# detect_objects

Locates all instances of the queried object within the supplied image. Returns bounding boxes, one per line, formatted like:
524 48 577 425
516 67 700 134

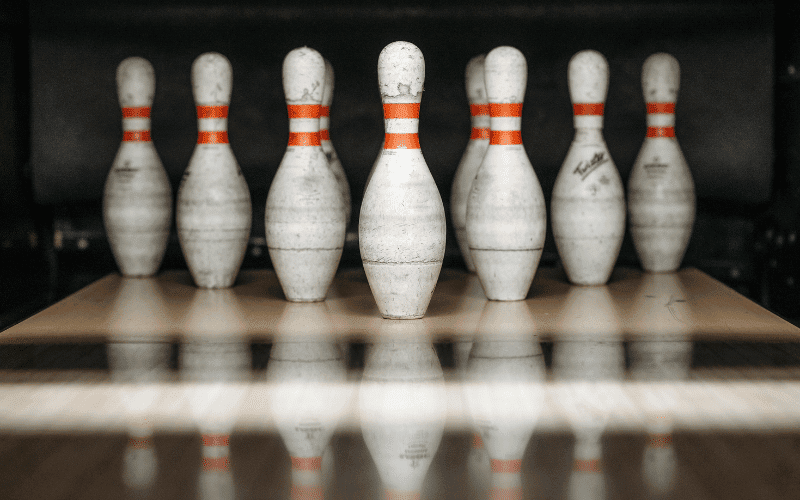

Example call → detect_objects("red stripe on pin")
470 127 490 140
574 459 602 472
472 433 484 449
646 126 675 138
288 132 322 146
198 131 229 144
470 103 489 116
122 106 151 118
383 103 420 119
288 104 321 119
649 434 673 447
123 130 151 142
128 437 151 449
647 102 675 114
384 133 420 149
291 456 323 471
488 487 522 500
573 103 604 115
320 129 330 141
384 490 421 500
489 103 523 117
490 459 522 473
202 456 230 471
291 484 324 500
202 434 229 447
320 105 330 118
490 130 522 145
197 105 229 119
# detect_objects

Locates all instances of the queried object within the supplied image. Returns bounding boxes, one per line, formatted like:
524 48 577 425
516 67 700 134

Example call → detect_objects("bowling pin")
359 322 447 500
177 52 252 289
321 58 352 228
466 46 547 301
628 53 695 272
568 429 607 500
266 47 346 302
103 57 172 277
450 54 490 273
359 41 446 319
122 426 158 497
551 50 625 285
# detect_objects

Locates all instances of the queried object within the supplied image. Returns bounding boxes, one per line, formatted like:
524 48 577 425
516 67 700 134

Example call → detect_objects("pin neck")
382 102 420 149
469 103 490 130
319 105 331 141
121 106 152 138
196 105 229 144
573 128 605 143
201 434 230 472
645 101 676 129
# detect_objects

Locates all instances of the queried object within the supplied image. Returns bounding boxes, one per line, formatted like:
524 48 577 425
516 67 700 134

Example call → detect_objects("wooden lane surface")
2 267 798 343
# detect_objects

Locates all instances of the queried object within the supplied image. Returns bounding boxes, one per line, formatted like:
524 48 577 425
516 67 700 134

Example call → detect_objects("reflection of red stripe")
384 133 420 149
384 490 421 500
128 437 151 449
320 105 330 118
648 433 673 447
202 456 230 471
488 487 522 500
647 102 675 114
573 103 604 115
490 103 522 117
288 104 321 119
383 103 420 119
574 459 602 472
197 105 229 118
289 132 322 146
123 130 151 142
202 434 229 447
490 130 522 145
472 433 484 448
647 126 675 138
490 459 522 473
470 127 490 140
320 129 330 141
198 131 229 144
291 484 324 500
470 104 489 116
122 106 151 118
291 456 322 471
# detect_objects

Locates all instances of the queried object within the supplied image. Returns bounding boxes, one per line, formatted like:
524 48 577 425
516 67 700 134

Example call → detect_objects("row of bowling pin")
103 48 352 299
452 47 696 303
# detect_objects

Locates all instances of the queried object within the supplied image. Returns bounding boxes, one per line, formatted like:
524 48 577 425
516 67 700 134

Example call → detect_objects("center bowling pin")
103 56 172 278
628 53 695 272
466 46 547 300
359 41 446 319
450 54 490 273
551 50 625 286
266 47 347 302
177 52 252 289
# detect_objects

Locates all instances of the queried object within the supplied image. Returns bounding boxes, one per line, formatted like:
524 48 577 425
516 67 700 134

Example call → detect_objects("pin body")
552 50 625 286
177 52 251 289
628 53 695 272
466 46 546 300
451 54 490 273
321 58 352 229
266 47 346 302
103 57 172 277
359 41 446 319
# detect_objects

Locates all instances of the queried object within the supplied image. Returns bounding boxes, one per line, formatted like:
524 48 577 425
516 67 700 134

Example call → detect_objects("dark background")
2 0 798 328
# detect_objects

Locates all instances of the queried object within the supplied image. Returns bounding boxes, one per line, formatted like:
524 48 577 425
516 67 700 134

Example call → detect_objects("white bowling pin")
642 417 677 497
321 58 352 229
551 50 625 285
103 57 172 277
359 324 447 500
177 52 252 289
359 41 446 319
466 46 547 301
122 427 158 495
463 302 545 500
567 429 607 500
450 54 490 273
266 47 346 302
628 53 695 272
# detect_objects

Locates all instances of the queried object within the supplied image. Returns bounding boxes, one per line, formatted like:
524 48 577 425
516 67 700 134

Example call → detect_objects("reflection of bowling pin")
266 47 346 302
467 46 546 301
463 301 545 500
103 57 172 277
266 304 350 500
359 41 446 319
641 416 677 497
628 53 695 273
177 52 252 289
122 427 158 497
321 58 352 229
451 54 489 273
568 429 606 500
360 324 447 500
551 50 625 285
